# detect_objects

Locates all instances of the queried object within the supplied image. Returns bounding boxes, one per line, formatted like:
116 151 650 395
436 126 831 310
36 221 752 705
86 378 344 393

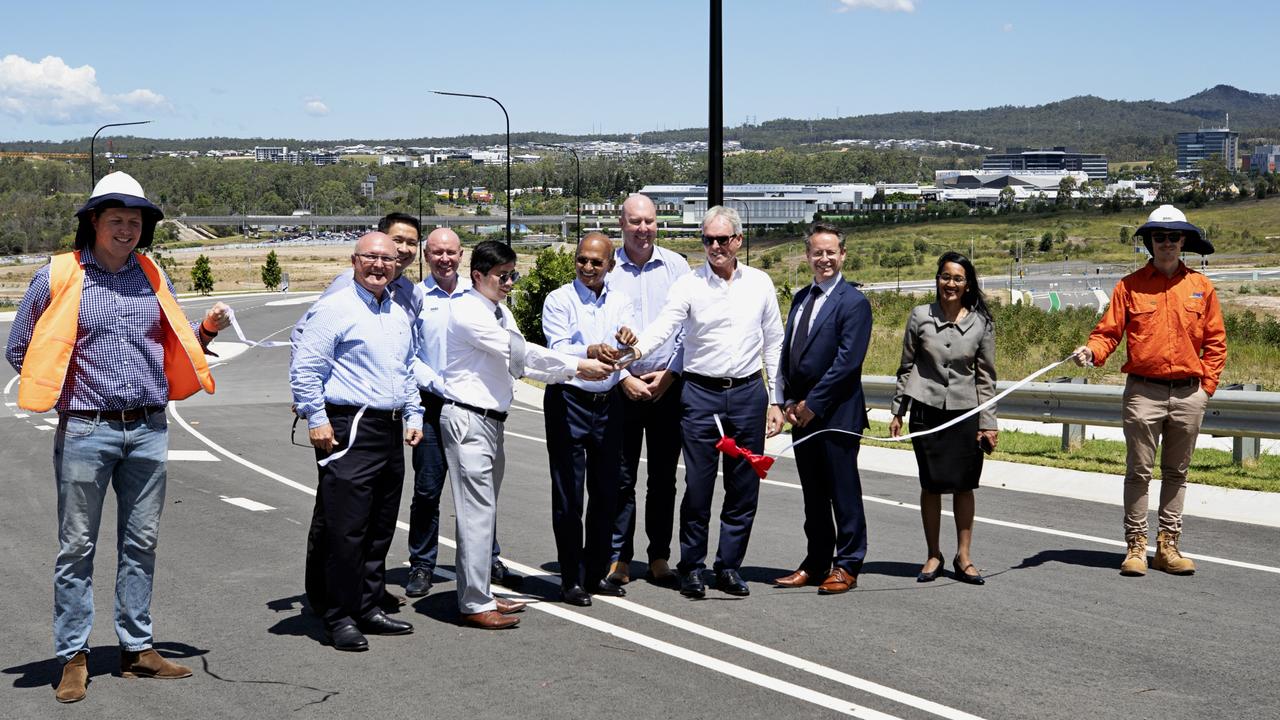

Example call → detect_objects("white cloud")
304 99 330 117
0 54 170 125
1002 22 1014 32
836 0 915 12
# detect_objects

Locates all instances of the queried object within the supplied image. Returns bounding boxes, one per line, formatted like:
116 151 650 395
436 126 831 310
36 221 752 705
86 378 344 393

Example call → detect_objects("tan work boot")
119 648 193 679
607 560 630 585
1120 535 1148 576
1152 530 1196 575
55 652 88 703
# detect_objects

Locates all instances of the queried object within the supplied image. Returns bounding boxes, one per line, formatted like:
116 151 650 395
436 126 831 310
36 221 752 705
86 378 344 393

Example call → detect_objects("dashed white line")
220 496 276 512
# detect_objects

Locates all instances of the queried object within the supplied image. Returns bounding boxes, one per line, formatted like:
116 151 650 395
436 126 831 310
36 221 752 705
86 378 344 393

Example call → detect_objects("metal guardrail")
862 376 1280 441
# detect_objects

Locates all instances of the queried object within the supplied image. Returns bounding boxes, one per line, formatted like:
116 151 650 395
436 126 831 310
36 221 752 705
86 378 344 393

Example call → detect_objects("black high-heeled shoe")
952 557 985 585
917 553 945 582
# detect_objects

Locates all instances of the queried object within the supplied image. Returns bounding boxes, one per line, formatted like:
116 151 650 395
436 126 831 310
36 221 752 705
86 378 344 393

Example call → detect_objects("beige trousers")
1121 375 1209 536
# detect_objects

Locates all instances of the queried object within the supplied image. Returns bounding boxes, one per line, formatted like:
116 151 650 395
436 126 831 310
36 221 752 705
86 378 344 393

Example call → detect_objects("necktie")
790 285 822 373
495 304 526 378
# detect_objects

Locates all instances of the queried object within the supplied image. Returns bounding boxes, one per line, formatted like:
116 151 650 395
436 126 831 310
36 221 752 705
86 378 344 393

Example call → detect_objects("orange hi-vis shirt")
1085 261 1227 395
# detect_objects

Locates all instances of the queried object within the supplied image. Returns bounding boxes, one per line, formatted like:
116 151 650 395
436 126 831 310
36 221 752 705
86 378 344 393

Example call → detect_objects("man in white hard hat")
5 172 231 702
1072 204 1226 577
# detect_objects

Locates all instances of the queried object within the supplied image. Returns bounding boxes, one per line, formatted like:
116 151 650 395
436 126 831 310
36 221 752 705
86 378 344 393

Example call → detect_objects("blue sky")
2 0 1277 142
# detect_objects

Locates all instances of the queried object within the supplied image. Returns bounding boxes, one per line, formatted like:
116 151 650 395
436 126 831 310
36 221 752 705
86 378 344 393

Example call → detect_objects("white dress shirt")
606 245 690 375
441 290 577 413
635 261 784 402
411 275 472 395
541 279 636 392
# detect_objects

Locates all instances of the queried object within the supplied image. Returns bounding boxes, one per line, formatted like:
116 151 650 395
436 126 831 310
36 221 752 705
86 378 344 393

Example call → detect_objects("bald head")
619 193 657 264
574 231 615 294
351 231 397 298
424 227 463 290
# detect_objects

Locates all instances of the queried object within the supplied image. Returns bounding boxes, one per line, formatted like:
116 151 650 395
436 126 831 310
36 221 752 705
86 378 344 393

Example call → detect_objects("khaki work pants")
1121 375 1209 536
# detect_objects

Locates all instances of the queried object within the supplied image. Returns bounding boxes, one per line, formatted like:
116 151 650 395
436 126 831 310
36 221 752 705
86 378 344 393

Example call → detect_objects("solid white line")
220 496 276 512
4 375 18 394
169 449 220 462
168 402 317 497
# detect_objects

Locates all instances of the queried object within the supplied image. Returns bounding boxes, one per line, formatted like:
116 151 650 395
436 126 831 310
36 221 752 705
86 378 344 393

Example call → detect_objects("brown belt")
61 406 165 423
1132 375 1200 389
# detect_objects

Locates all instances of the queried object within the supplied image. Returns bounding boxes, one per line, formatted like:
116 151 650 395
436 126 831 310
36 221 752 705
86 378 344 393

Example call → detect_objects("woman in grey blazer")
889 252 998 585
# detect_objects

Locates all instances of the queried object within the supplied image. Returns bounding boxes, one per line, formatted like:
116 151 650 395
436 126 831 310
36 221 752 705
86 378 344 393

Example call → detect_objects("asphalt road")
1 295 1278 720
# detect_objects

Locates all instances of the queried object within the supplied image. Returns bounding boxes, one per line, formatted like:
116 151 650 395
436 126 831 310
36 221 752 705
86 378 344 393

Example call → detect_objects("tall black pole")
433 91 512 245
708 0 724 209
89 120 151 190
417 178 425 280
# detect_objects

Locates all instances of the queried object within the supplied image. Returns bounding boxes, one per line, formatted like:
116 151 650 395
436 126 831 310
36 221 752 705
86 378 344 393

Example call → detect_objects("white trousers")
440 404 505 614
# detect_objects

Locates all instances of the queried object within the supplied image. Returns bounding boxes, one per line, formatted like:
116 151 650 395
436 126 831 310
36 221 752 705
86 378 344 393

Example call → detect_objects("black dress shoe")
405 567 433 597
679 571 706 599
325 624 369 652
358 611 414 636
591 579 626 597
562 585 592 607
492 561 524 590
714 569 750 597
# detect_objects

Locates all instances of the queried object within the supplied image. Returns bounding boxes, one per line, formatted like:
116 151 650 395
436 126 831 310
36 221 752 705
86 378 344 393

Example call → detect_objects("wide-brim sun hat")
1135 204 1213 255
74 171 164 250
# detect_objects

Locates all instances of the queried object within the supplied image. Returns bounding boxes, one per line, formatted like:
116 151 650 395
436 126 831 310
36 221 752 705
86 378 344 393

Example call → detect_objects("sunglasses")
701 234 736 246
494 270 521 284
1149 231 1183 244
576 256 607 268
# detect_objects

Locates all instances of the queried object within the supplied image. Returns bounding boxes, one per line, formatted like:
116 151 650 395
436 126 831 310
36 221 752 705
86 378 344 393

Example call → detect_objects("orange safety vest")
17 250 216 412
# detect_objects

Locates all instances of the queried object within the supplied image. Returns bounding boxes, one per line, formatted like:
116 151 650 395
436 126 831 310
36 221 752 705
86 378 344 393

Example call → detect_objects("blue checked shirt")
605 244 690 375
290 281 423 431
410 274 471 395
5 248 204 412
542 279 636 392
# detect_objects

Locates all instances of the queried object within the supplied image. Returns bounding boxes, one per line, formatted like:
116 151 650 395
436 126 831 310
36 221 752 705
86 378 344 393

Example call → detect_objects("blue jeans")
52 411 169 661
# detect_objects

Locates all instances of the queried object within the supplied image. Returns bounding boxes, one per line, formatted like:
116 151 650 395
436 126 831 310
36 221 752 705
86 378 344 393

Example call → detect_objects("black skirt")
908 400 983 494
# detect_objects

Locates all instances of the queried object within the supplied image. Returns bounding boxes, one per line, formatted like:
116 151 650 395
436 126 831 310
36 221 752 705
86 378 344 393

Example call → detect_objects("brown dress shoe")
607 560 631 585
119 648 192 679
774 569 824 588
817 568 857 595
462 610 520 629
495 597 526 615
55 652 88 703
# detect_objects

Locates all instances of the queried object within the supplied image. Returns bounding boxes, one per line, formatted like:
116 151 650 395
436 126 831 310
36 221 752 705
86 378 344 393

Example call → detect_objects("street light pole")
529 142 581 242
89 120 152 190
433 91 511 245
726 197 751 265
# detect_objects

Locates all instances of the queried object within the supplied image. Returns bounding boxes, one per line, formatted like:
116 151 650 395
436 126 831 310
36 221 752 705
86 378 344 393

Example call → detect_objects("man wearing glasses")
439 241 612 628
291 232 424 651
541 232 638 606
605 193 690 588
1073 205 1226 577
630 206 786 599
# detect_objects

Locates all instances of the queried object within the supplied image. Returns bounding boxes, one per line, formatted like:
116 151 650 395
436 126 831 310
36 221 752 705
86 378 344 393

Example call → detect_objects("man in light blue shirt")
542 232 638 606
290 232 424 652
603 193 691 586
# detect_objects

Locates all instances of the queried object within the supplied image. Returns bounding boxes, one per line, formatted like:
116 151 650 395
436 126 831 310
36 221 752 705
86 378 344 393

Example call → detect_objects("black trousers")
677 377 766 574
304 407 404 630
793 427 867 575
545 385 624 589
612 377 683 564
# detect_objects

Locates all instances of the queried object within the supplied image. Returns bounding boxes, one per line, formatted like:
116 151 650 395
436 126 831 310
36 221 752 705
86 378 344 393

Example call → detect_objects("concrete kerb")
512 379 1280 529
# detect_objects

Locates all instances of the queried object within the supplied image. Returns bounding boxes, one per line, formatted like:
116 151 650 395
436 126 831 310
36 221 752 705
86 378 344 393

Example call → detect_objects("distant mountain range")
5 85 1277 161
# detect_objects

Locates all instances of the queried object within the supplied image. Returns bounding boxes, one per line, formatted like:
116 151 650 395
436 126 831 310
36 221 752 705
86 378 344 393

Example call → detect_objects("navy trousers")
792 427 867 575
545 385 624 589
611 377 683 565
677 377 767 574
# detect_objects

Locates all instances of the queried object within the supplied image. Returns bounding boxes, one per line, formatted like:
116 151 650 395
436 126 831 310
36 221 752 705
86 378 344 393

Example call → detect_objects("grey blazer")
890 303 997 430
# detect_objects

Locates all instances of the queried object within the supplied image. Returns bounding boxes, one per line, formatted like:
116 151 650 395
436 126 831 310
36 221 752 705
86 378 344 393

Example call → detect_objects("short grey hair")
701 205 742 235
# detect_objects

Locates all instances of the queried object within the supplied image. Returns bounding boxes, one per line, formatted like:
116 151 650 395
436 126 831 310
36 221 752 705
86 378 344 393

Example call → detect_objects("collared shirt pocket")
1126 293 1159 344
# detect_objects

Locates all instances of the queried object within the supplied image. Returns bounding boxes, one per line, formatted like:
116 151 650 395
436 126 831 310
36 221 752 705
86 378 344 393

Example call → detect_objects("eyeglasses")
938 274 967 285
355 253 399 265
701 234 736 246
494 270 521 284
1149 231 1183 244
576 256 606 268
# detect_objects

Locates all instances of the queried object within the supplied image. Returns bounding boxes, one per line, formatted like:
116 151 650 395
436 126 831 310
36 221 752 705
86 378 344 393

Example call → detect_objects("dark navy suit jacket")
779 276 873 432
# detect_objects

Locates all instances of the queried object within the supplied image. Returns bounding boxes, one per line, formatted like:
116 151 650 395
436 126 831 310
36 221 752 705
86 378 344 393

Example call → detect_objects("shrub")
511 246 575 346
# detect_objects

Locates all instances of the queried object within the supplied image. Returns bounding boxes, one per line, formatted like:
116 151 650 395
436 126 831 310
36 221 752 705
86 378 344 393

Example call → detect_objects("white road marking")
14 413 28 418
43 418 58 425
4 402 14 406
35 425 52 431
168 449 220 462
4 376 19 394
263 294 321 306
220 496 275 512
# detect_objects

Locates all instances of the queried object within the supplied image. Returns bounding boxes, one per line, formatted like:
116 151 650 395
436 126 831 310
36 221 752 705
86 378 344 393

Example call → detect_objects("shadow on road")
1013 548 1121 570
3 641 207 692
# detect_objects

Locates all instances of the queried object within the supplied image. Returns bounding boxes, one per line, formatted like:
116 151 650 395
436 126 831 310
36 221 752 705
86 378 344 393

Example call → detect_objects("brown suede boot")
1120 535 1148 576
55 652 88 703
119 648 193 679
1152 530 1196 575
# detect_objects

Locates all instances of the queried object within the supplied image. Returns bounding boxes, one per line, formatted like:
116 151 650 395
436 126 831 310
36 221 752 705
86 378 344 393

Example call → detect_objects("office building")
1176 129 1239 173
1250 144 1280 174
982 147 1108 181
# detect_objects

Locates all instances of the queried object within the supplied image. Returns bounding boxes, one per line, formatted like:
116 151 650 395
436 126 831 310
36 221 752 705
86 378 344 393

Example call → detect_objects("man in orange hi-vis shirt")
1072 205 1226 578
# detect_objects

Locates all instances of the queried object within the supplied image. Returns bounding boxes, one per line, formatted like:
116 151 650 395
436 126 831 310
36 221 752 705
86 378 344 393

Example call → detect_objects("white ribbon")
225 308 291 347
717 355 1073 460
317 405 368 467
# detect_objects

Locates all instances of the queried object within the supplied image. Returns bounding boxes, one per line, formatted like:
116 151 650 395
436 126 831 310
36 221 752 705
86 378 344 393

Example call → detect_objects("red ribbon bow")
715 436 775 479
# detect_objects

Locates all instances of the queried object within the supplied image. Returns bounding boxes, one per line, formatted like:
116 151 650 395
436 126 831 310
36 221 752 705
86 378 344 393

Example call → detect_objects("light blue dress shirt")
291 269 422 347
290 281 423 430
605 245 690 376
411 274 472 394
542 279 636 392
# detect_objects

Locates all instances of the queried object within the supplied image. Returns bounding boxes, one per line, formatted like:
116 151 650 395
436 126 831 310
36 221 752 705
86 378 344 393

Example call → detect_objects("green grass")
857 420 1280 493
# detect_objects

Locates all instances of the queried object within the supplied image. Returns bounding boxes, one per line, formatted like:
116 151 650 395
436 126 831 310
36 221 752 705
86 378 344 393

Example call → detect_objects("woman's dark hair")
935 251 992 323
471 239 517 276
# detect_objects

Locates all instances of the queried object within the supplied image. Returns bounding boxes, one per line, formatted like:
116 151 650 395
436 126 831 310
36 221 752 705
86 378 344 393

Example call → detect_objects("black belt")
562 385 616 404
419 389 445 408
442 399 508 423
1132 375 1200 389
61 406 164 423
683 372 761 391
325 403 403 421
